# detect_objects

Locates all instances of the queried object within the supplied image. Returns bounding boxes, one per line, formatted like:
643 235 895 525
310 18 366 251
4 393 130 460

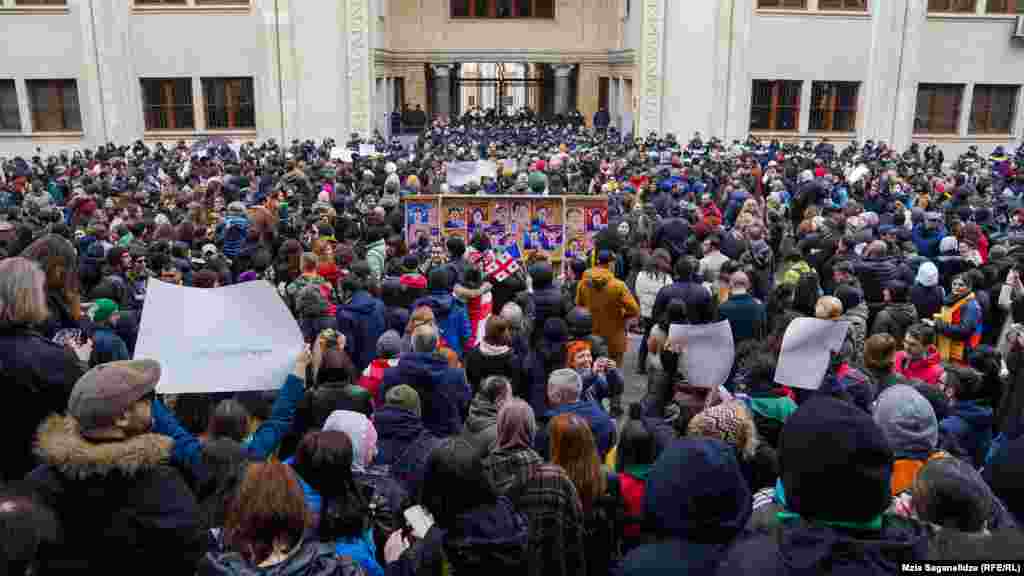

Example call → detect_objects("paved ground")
620 334 650 408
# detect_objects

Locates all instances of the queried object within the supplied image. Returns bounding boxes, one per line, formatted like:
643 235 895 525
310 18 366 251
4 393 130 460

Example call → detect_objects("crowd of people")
2 112 1024 575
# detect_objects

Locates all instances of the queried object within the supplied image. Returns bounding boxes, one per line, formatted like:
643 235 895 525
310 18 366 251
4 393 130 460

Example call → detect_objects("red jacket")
357 358 399 402
893 347 945 387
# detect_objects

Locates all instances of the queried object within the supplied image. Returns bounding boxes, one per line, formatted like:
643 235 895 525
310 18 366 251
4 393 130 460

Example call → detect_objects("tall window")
818 0 867 10
986 0 1022 12
927 0 977 12
451 0 554 18
598 77 610 112
750 80 802 131
810 82 859 132
202 77 255 129
0 81 20 131
970 85 1018 134
914 84 963 134
27 79 81 132
141 78 194 131
756 0 807 8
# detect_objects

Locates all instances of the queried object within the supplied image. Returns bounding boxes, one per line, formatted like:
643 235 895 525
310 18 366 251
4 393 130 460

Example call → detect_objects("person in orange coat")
576 250 641 368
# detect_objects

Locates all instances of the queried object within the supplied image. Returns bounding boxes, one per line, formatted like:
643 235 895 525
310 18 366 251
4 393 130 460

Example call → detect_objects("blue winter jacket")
217 214 249 259
337 290 387 374
379 352 471 437
535 399 616 459
412 293 472 359
151 373 305 473
912 223 947 259
92 326 130 366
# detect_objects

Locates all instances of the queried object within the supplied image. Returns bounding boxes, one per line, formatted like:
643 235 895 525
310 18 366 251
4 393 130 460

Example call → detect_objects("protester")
482 398 543 495
620 438 751 576
464 315 527 397
4 128 1024 573
722 396 928 574
893 323 945 387
463 374 512 456
385 438 528 575
717 271 767 344
198 461 365 575
379 323 470 437
30 360 206 574
535 368 615 459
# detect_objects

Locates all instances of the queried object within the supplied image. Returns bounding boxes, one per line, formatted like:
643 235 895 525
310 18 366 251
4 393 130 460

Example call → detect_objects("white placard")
330 147 353 162
135 279 304 394
775 318 850 390
359 144 377 157
668 321 735 388
446 160 498 188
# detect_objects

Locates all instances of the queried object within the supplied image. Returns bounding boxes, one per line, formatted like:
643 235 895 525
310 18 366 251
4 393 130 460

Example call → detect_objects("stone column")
553 64 574 115
347 0 373 137
637 0 665 135
433 64 452 119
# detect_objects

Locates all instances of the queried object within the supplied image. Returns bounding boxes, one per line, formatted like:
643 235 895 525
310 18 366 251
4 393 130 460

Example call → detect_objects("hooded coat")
911 262 945 320
871 303 919 345
372 405 440 497
28 415 205 575
337 291 387 374
379 352 470 437
575 266 640 362
619 439 752 576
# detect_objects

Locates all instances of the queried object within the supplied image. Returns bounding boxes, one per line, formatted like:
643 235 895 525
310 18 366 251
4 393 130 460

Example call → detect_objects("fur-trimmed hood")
34 414 172 480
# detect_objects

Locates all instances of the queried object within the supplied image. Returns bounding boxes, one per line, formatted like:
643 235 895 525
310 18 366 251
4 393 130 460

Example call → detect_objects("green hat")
385 384 421 417
528 171 547 193
91 298 119 324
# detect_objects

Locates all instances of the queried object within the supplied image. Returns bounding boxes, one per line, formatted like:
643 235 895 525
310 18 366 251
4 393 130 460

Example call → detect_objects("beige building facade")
2 0 1023 156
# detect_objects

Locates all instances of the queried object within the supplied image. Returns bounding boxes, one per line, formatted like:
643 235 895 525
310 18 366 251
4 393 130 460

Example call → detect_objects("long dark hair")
420 438 496 528
293 431 368 540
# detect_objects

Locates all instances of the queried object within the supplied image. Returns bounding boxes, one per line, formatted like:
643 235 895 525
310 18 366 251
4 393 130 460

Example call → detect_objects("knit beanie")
687 401 758 460
779 395 892 522
873 384 938 460
376 330 402 359
385 384 421 417
90 298 118 324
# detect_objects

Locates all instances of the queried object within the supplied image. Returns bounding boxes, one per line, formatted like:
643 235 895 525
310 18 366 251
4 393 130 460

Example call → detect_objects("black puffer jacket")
0 326 84 483
854 256 909 304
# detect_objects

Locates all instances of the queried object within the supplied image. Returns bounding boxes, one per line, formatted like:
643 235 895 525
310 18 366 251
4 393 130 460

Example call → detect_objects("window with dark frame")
914 84 964 134
750 80 802 132
141 78 194 131
927 0 977 12
27 79 81 132
598 77 610 112
970 85 1018 134
818 0 867 10
202 77 255 130
986 0 1022 13
0 80 20 131
13 0 68 5
756 0 807 9
451 0 554 18
810 82 859 132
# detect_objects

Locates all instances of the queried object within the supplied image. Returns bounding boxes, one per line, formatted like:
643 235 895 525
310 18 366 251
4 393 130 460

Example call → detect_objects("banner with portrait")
405 200 440 252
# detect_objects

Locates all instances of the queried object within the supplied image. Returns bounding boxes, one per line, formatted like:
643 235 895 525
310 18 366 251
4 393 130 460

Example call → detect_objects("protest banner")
134 279 304 394
358 144 377 157
668 320 734 388
446 161 498 188
775 318 850 390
